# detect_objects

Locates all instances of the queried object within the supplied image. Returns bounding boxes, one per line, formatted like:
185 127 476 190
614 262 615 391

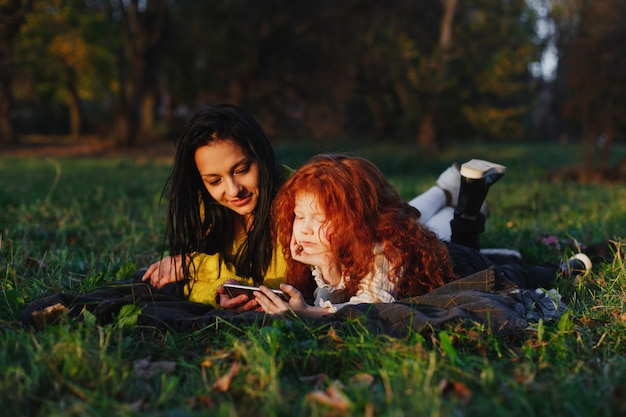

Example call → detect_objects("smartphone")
222 283 289 301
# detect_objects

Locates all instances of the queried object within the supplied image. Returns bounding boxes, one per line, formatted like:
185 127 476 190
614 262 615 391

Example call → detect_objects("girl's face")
195 140 260 222
292 192 332 255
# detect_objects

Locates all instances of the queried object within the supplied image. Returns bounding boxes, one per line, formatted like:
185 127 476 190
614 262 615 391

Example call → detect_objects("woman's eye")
207 178 222 186
235 165 250 175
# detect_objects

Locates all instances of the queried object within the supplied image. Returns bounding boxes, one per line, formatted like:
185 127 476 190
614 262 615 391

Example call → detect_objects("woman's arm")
143 252 261 309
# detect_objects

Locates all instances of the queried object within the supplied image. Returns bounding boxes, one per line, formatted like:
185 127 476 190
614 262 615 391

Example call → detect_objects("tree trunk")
65 66 82 140
417 0 457 155
139 91 155 139
0 0 33 146
598 97 613 172
579 103 595 179
417 110 437 154
115 0 167 147
0 74 14 146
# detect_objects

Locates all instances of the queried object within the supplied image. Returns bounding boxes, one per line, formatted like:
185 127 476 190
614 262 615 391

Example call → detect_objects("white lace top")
312 246 398 313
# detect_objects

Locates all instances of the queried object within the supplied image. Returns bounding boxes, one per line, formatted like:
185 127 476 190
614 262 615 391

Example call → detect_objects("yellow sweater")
184 165 293 307
184 224 287 307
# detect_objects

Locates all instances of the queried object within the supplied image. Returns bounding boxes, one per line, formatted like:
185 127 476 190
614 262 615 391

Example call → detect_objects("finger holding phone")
218 279 261 312
254 284 328 317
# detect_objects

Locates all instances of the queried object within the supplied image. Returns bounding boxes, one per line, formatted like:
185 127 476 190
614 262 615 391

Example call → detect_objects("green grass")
1 141 625 416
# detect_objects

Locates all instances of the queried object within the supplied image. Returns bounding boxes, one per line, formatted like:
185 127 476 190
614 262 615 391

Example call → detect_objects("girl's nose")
300 219 314 235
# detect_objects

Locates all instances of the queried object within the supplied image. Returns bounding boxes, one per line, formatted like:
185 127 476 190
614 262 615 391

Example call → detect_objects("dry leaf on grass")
212 362 241 392
438 378 472 403
325 326 343 343
31 303 69 328
305 381 352 413
348 373 374 388
200 350 232 368
186 395 214 409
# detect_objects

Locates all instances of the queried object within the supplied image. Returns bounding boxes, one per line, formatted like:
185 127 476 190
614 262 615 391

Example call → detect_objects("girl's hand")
254 284 310 316
290 235 342 285
142 255 184 288
290 235 335 268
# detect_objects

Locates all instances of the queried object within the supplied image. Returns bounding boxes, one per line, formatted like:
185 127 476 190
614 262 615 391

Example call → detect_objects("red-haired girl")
254 154 459 317
254 154 597 317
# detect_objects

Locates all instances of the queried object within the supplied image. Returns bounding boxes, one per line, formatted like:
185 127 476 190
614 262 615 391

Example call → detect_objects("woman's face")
195 140 260 221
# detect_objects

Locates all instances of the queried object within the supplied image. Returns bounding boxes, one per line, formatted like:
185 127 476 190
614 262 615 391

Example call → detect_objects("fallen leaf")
31 303 69 328
348 373 374 388
201 350 232 368
325 327 343 343
212 362 241 392
305 381 351 413
438 378 472 403
186 395 214 409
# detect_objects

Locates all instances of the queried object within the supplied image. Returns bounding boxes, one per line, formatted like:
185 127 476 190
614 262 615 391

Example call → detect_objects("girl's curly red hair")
271 154 457 301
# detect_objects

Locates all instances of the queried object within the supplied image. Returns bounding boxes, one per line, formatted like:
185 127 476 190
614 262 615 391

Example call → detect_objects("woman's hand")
142 255 184 288
217 279 261 312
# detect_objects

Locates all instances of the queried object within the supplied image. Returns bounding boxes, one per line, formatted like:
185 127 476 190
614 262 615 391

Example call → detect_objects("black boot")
450 213 486 250
455 159 507 219
451 159 507 250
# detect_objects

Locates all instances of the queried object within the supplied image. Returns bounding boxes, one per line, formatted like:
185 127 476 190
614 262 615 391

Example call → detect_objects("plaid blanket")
19 267 565 337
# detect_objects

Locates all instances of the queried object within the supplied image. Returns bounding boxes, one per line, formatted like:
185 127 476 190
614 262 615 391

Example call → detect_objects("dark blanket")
18 267 566 337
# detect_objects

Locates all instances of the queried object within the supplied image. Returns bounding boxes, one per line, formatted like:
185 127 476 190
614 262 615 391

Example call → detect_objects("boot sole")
460 159 507 179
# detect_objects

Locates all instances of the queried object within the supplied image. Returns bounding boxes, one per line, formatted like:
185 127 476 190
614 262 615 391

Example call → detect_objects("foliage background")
1 0 625 178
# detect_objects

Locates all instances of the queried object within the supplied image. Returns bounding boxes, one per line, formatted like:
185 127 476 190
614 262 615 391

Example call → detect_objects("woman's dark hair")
166 104 285 283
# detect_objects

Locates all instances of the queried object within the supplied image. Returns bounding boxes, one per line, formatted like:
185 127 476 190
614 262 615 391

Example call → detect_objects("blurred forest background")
1 0 625 177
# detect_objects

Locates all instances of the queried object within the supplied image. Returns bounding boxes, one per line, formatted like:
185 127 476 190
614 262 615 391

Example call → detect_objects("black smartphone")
222 283 289 301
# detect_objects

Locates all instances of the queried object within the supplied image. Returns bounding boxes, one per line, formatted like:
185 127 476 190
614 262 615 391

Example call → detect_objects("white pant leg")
408 186 447 224
425 206 454 241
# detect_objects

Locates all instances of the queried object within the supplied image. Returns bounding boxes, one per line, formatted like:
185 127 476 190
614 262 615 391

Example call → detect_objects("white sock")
408 186 447 224
425 206 454 241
